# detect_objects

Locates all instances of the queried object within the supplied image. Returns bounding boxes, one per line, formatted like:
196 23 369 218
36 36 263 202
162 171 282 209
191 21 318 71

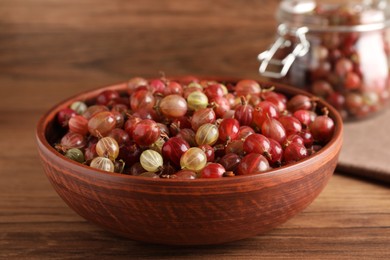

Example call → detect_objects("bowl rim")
36 77 343 183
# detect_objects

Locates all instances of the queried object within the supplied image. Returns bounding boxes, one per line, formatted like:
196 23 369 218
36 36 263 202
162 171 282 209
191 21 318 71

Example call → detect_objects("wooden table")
1 0 389 258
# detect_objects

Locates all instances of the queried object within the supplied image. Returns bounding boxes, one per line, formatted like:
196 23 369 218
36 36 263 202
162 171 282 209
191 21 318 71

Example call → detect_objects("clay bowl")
36 78 343 246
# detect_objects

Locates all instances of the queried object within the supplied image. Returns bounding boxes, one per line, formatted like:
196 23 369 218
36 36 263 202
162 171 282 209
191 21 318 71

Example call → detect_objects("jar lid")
277 0 390 32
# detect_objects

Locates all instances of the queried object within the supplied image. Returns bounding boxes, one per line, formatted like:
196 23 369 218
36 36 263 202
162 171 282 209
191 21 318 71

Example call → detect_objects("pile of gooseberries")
54 76 335 179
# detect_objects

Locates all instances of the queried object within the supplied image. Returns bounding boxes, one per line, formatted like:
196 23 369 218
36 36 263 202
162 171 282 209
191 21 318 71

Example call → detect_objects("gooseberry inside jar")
259 0 390 120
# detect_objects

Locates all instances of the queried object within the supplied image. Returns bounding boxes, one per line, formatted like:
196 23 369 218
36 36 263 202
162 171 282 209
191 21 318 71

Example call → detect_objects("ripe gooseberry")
59 132 86 151
287 95 312 112
85 143 97 161
96 136 120 161
191 108 216 131
156 123 170 137
159 94 188 118
219 153 241 172
170 117 192 135
268 138 283 166
310 113 335 143
149 79 166 94
261 117 287 144
176 128 197 147
125 162 144 176
132 107 159 121
253 101 279 128
187 91 208 111
124 116 142 138
237 153 270 175
243 134 271 156
68 115 89 135
107 128 130 146
82 105 109 120
118 142 142 165
161 137 190 166
130 89 155 112
88 111 116 137
238 126 255 140
174 170 197 180
195 123 219 146
149 137 165 154
218 118 240 142
90 157 115 172
180 147 207 171
199 144 215 162
311 80 333 97
225 140 245 156
57 108 76 127
127 77 148 94
211 96 230 118
293 109 316 126
263 93 287 113
299 129 314 148
140 149 163 173
163 81 183 96
96 90 120 106
283 142 308 164
65 148 85 163
335 57 353 77
204 84 225 99
200 163 225 178
235 79 261 97
112 111 125 128
111 103 128 114
283 134 304 147
234 97 254 126
132 119 161 146
326 92 345 111
70 101 87 115
278 115 302 136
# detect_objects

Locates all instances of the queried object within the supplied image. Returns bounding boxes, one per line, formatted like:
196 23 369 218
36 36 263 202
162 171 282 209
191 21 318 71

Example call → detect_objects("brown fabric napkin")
337 107 390 183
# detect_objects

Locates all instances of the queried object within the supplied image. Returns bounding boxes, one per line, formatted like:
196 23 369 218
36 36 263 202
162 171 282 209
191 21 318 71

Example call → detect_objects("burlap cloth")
337 107 390 183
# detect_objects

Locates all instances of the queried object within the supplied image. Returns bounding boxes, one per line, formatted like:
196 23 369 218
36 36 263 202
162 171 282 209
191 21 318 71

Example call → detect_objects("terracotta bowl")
36 78 343 246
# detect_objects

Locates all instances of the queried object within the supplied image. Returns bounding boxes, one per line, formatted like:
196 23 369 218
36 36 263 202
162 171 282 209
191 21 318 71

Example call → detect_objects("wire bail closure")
258 24 310 79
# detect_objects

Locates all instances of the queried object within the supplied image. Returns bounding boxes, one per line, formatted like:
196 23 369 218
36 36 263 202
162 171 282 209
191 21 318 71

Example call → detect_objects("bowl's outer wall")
36 80 343 245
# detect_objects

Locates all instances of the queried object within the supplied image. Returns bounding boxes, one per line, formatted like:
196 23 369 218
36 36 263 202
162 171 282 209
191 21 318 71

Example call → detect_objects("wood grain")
1 0 390 258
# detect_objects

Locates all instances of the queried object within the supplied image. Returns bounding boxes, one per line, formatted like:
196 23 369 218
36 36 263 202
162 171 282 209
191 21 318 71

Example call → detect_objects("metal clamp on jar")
259 0 390 120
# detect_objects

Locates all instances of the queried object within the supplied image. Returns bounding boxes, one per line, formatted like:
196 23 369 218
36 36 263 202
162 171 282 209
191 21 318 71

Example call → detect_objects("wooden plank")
0 174 389 259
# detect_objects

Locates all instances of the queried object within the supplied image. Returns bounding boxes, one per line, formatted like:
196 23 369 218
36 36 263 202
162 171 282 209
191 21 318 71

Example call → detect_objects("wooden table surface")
1 0 389 259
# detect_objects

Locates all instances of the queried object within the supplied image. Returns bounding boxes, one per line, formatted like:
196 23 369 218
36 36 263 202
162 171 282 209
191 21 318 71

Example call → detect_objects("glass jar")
258 0 390 120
